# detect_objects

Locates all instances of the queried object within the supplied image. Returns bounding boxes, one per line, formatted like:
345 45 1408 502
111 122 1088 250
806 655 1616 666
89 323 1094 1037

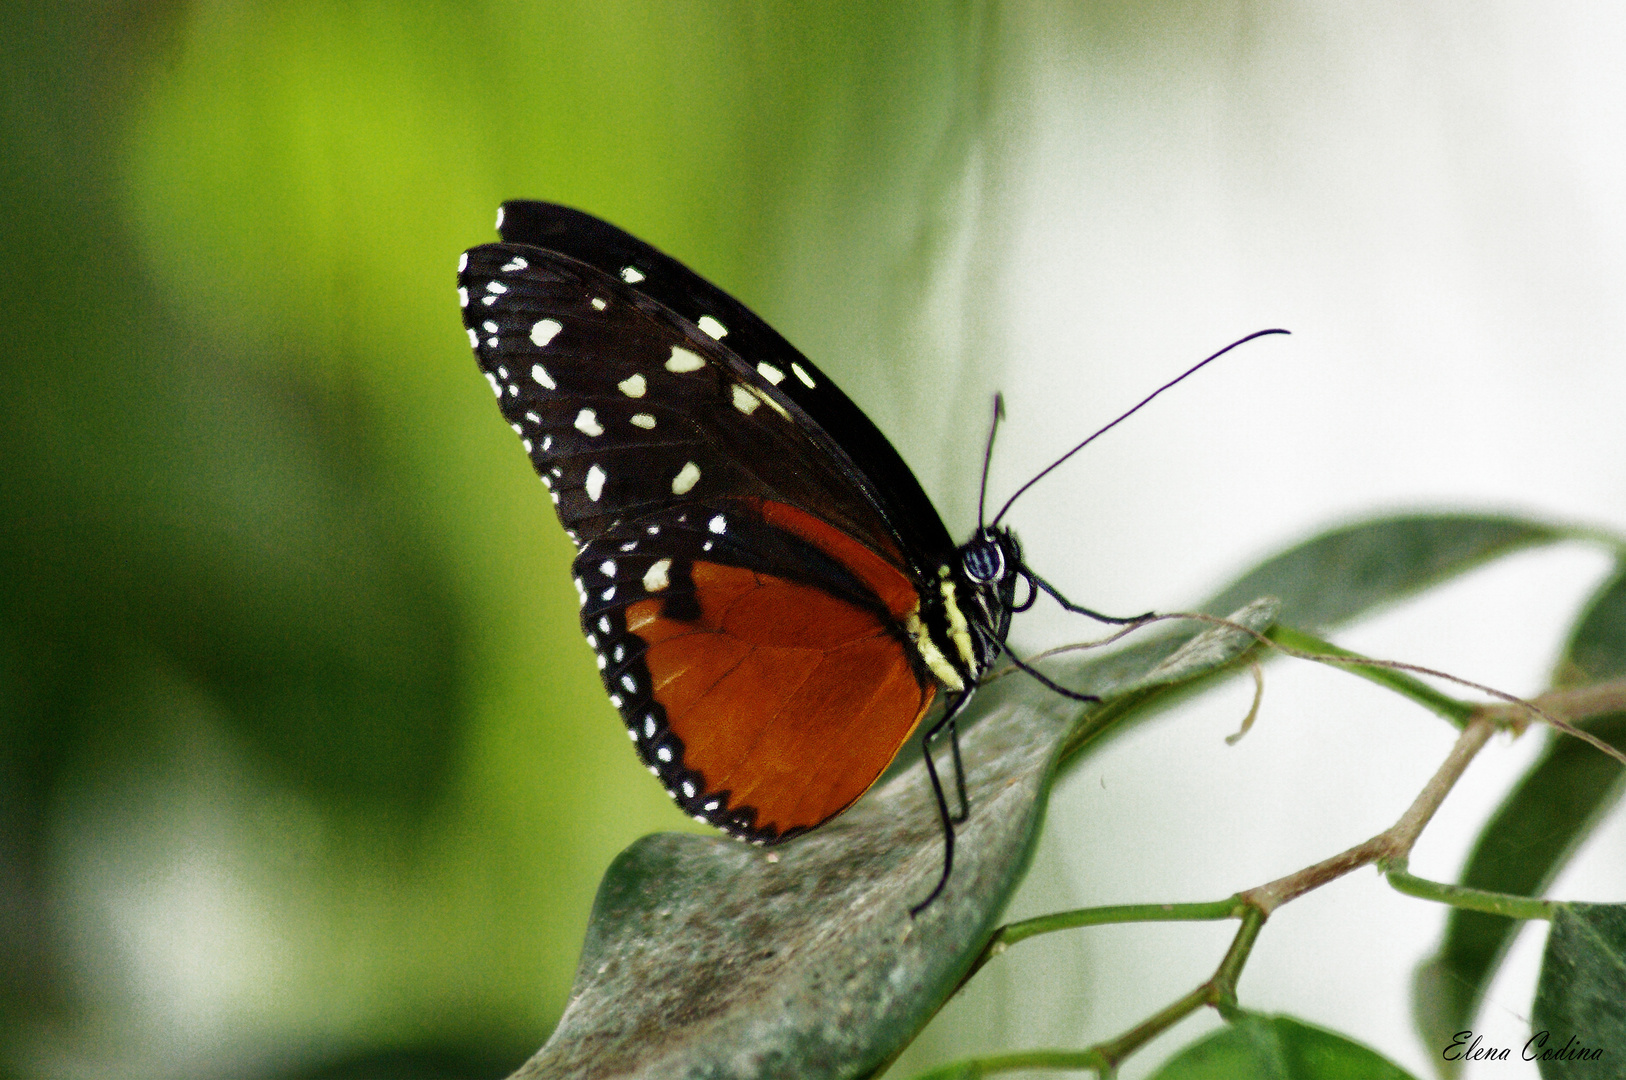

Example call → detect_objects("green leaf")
1413 566 1626 1067
515 601 1277 1079
1555 566 1626 687
1148 1013 1421 1080
1530 904 1626 1079
1201 514 1563 631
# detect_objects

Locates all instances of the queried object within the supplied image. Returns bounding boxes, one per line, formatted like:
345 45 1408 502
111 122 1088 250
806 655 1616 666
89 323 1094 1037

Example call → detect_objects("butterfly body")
458 202 1021 848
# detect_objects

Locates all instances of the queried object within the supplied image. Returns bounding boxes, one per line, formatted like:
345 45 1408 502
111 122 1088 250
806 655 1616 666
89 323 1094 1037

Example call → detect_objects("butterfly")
457 201 1279 911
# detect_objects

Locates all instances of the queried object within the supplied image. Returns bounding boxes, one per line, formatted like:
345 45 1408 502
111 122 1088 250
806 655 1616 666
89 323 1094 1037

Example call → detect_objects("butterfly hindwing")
575 500 936 841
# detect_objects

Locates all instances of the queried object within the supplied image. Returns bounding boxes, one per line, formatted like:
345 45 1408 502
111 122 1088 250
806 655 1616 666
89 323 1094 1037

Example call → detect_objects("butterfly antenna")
990 329 1289 526
976 393 1005 529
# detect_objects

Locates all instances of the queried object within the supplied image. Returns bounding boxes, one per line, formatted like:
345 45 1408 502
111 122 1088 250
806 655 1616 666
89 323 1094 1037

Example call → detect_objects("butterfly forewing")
461 244 909 560
458 238 943 842
493 200 956 572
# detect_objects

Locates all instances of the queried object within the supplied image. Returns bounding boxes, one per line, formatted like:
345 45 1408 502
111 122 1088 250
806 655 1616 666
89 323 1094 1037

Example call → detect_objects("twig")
922 624 1626 1078
1240 714 1495 914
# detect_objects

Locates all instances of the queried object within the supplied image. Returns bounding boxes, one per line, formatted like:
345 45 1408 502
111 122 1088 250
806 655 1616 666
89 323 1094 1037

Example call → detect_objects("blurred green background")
2 2 1001 1076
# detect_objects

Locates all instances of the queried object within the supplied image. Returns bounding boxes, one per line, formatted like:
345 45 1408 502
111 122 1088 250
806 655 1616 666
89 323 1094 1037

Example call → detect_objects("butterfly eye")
961 538 1005 584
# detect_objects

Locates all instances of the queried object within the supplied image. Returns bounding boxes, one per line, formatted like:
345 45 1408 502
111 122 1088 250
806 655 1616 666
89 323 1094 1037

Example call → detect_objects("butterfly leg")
911 689 974 917
1024 567 1153 625
998 639 1102 704
947 714 970 825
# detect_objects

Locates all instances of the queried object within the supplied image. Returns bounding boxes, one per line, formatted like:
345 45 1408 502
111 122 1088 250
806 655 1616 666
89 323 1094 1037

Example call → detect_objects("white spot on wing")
792 362 816 388
599 559 617 578
757 362 785 385
501 255 528 272
643 558 672 592
630 413 656 429
458 287 469 309
458 252 468 273
671 461 700 495
697 315 727 339
531 363 555 389
585 465 607 501
531 319 562 347
665 346 705 373
466 328 478 348
591 297 607 311
656 745 672 762
708 514 727 534
484 372 501 397
494 206 505 230
486 281 508 295
621 266 646 283
575 409 604 437
731 384 760 415
618 374 647 398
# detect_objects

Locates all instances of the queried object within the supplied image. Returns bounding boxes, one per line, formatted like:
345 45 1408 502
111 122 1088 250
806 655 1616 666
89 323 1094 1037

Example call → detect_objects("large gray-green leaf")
1530 904 1626 1079
512 600 1277 1079
1414 565 1626 1068
1201 514 1562 631
1147 1013 1420 1080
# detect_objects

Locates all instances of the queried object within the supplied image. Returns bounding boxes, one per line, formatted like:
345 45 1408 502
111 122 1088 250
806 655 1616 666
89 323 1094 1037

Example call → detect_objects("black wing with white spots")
491 200 957 571
458 242 915 563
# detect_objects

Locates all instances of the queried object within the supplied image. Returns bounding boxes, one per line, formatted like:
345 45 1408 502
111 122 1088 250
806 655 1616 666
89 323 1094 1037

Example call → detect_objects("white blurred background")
862 4 1626 1077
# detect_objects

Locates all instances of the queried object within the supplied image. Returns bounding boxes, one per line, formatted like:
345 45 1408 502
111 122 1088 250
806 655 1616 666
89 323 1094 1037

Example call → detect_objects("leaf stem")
964 898 1244 983
1384 864 1560 920
1265 625 1477 726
